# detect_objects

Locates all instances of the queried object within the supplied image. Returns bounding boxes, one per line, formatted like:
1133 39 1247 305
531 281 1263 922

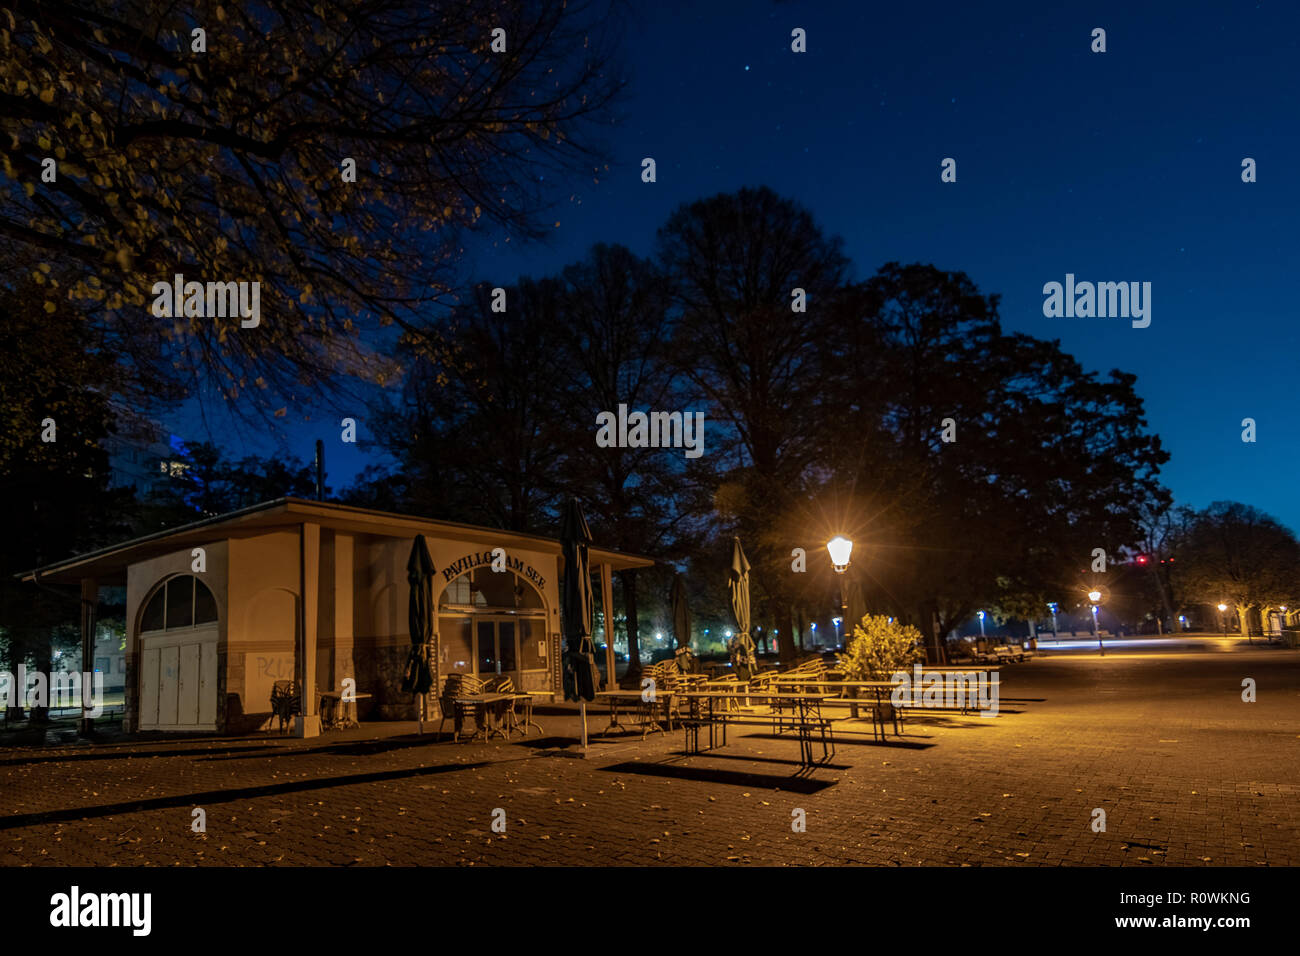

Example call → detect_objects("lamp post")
977 610 986 638
827 536 853 647
1048 602 1059 642
1089 590 1103 656
1217 603 1228 637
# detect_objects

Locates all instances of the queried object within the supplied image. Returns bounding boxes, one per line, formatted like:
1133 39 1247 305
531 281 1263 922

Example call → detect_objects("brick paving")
2 642 1298 866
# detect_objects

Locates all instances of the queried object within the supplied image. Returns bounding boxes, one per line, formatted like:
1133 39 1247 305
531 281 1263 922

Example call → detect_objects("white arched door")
138 575 219 731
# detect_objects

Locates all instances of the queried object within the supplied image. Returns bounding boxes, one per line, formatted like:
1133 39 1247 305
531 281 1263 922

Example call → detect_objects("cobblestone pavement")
2 644 1297 866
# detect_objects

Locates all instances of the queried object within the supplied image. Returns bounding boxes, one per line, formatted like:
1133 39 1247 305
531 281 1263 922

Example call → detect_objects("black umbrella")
402 534 436 733
671 572 695 673
561 498 600 703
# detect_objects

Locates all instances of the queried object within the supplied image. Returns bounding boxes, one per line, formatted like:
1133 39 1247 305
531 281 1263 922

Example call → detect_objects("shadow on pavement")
197 735 456 761
0 760 490 832
0 743 275 768
599 760 838 794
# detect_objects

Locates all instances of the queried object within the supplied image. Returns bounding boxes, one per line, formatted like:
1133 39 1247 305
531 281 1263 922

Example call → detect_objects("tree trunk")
1236 603 1251 641
620 569 641 677
1232 606 1253 642
1148 566 1177 634
773 599 796 664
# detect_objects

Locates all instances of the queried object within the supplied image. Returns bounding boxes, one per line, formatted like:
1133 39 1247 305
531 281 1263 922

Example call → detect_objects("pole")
314 439 324 501
1093 605 1103 656
580 701 588 749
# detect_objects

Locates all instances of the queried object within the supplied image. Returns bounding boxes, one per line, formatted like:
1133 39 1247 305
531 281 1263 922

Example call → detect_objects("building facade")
24 499 651 735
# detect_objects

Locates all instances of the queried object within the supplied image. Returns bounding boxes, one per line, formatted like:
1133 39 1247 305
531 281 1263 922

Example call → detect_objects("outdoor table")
318 690 373 730
594 689 675 738
506 691 544 737
773 679 906 736
674 690 835 766
451 692 513 741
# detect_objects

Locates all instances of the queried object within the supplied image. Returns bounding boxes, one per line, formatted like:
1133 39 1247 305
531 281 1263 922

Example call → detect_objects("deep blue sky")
175 0 1300 530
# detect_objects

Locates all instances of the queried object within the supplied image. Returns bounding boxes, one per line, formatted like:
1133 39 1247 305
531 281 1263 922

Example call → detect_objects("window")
441 568 544 610
141 575 218 632
439 617 473 673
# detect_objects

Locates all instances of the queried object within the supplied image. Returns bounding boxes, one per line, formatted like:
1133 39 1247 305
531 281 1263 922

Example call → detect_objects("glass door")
476 620 498 675
475 618 521 688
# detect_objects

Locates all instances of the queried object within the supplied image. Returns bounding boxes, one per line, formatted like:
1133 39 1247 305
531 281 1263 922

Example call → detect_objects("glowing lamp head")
827 536 853 572
1088 590 1102 604
977 610 985 620
1217 603 1228 612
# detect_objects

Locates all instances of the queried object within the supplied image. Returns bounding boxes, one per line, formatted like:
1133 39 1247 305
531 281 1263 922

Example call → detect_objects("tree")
657 186 851 662
0 286 130 720
551 244 712 677
1 0 623 416
1136 501 1198 631
1177 502 1300 637
836 614 924 681
136 439 321 522
372 278 574 533
811 264 1169 657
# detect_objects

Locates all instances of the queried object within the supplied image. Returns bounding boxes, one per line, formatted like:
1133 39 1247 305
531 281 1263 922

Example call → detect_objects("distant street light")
1088 590 1103 656
977 610 986 638
1048 602 1059 641
1217 603 1228 637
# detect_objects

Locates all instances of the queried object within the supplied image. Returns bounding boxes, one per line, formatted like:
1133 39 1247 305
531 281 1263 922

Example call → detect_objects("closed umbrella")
561 498 599 748
670 572 694 673
728 537 758 679
402 534 436 734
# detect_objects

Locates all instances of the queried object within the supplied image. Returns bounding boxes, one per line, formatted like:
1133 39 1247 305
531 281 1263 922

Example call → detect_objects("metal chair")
269 680 301 734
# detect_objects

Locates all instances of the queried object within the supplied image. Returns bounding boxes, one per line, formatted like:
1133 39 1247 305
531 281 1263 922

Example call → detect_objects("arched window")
441 567 544 610
140 575 218 632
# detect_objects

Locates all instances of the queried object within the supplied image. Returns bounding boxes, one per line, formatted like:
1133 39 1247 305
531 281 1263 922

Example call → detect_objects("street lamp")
827 536 853 647
827 536 853 572
1088 590 1103 656
1048 602 1059 641
977 610 986 638
1217 603 1228 637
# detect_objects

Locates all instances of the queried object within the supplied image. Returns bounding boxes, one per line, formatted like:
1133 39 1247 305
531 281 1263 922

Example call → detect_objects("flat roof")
20 497 657 585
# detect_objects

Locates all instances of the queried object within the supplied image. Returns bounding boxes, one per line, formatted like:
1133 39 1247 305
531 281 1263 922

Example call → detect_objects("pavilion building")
21 498 652 736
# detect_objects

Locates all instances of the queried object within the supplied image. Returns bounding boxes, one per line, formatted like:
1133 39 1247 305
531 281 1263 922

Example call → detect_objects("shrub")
837 614 925 680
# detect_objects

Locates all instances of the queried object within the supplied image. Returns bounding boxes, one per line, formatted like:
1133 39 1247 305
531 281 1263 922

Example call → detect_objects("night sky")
177 1 1300 531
